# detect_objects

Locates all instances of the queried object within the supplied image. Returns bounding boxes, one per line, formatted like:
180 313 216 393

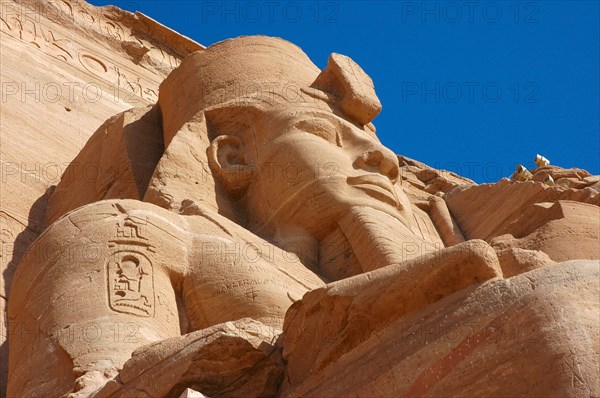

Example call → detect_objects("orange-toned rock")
44 105 164 226
280 260 600 397
2 3 598 398
0 0 203 394
91 318 283 398
445 182 599 262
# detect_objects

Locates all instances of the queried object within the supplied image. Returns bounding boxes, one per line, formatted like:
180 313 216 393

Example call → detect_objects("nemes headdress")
158 35 382 146
44 36 384 225
145 36 384 219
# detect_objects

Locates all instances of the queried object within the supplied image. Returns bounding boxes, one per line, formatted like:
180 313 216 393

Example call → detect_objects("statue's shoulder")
45 105 164 227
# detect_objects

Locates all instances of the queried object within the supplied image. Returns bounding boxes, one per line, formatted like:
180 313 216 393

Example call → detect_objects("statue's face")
244 106 411 240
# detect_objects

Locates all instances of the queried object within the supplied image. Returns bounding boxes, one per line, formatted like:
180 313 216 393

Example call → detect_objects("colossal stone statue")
7 36 599 397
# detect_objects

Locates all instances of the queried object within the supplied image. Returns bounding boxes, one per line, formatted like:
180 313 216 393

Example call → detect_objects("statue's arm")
281 239 503 373
7 199 189 398
314 239 500 320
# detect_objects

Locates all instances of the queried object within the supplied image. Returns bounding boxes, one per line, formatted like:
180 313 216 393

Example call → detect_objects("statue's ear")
208 135 254 196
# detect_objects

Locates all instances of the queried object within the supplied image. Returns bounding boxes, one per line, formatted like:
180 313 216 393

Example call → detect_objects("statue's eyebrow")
307 112 345 147
293 115 343 148
292 109 376 147
324 112 376 143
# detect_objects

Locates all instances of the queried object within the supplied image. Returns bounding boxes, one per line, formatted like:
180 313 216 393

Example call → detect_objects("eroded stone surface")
2 3 599 397
0 1 203 394
179 389 210 398
90 318 283 398
280 261 600 397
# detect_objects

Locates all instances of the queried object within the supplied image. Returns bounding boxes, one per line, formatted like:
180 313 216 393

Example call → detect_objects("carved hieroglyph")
3 5 599 398
0 1 202 393
107 213 156 318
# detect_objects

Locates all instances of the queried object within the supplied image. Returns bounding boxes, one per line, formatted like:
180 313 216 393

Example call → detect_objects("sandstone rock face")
281 261 600 397
44 105 164 226
7 198 321 397
0 0 202 394
445 182 599 263
2 2 599 397
91 318 283 398
179 389 209 398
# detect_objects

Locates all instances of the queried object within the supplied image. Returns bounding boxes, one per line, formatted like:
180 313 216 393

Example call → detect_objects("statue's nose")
353 146 399 182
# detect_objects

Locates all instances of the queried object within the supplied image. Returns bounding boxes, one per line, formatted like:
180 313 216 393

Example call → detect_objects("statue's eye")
294 119 342 147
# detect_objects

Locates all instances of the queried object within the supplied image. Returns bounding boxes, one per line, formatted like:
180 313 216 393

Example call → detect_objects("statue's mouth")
347 175 399 207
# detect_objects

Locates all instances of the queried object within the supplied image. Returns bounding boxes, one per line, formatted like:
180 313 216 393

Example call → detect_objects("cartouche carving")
107 210 155 318
6 33 599 398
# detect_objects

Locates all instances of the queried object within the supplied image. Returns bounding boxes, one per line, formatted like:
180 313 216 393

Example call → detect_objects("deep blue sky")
88 0 599 183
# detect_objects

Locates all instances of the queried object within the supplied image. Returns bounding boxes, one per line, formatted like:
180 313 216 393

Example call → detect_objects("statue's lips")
347 175 399 206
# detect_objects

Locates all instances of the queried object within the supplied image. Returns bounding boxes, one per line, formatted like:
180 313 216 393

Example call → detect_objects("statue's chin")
245 174 413 248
